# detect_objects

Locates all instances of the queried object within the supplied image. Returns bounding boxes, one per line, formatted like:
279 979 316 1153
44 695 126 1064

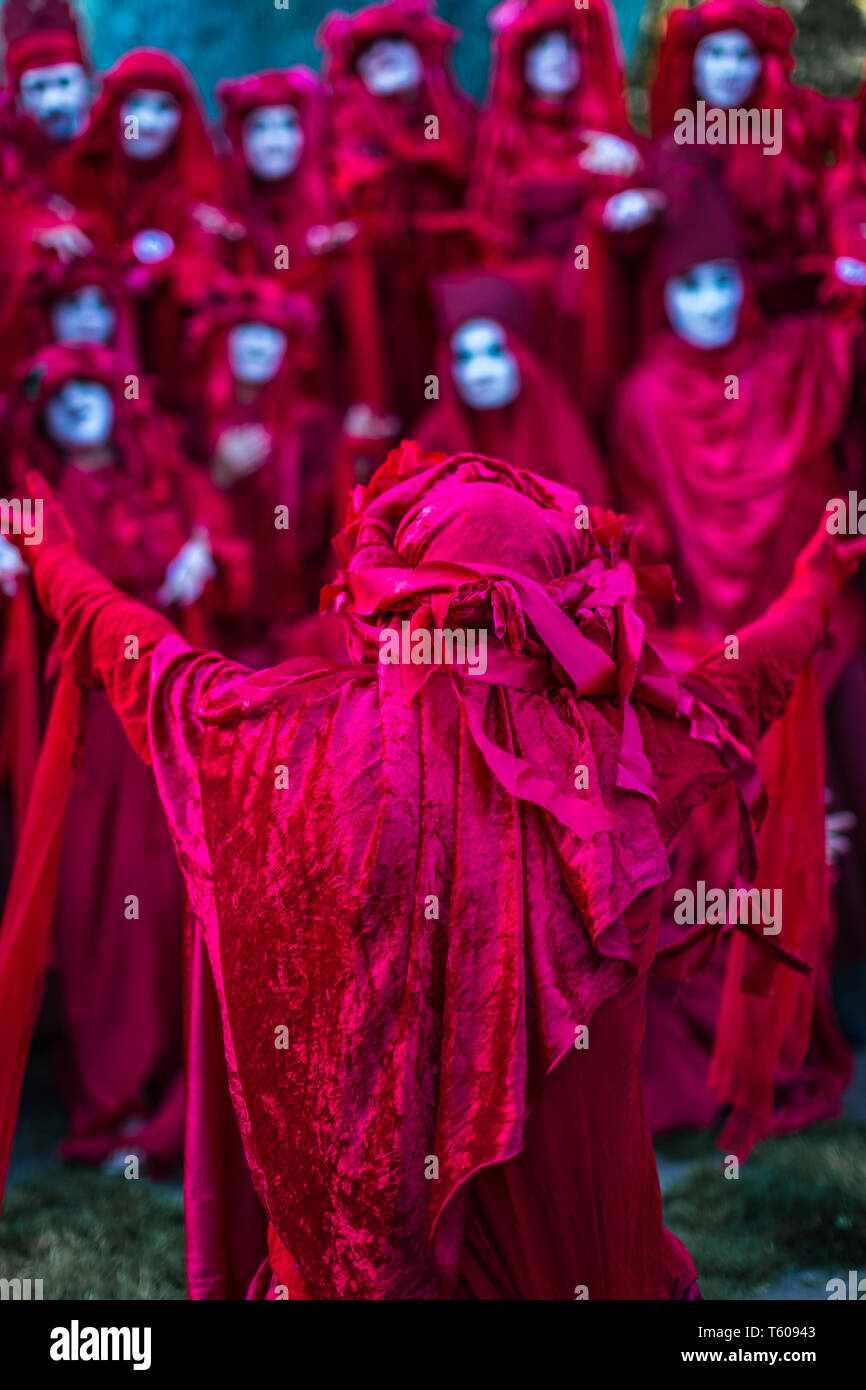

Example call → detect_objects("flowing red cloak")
318 0 481 422
648 1 842 315
0 444 839 1297
612 313 860 1149
4 344 248 1168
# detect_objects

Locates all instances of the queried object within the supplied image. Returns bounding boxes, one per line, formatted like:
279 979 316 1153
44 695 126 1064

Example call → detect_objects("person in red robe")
468 0 644 426
66 48 244 411
182 275 340 667
0 0 95 204
640 0 842 317
1 441 861 1298
3 343 249 1173
413 269 609 503
610 152 863 1152
317 0 480 424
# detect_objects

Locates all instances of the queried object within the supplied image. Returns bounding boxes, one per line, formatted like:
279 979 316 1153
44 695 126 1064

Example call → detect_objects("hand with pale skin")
0 533 28 597
577 131 640 178
210 423 272 489
306 220 360 256
32 223 93 264
602 188 666 234
795 521 866 595
342 401 401 439
156 526 216 609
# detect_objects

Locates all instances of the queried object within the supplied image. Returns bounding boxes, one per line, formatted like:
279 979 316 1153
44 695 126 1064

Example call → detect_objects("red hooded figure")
184 276 340 667
2 343 248 1172
0 442 856 1297
0 0 95 202
610 151 861 1154
68 48 243 407
317 0 481 423
647 0 842 315
413 269 609 504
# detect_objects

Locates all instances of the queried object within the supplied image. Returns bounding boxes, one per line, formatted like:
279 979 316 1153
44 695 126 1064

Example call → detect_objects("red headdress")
649 0 796 132
24 249 139 360
2 0 88 91
80 48 224 235
215 66 335 263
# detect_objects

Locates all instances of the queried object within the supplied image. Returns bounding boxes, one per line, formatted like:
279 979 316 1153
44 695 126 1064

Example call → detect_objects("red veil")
216 66 336 272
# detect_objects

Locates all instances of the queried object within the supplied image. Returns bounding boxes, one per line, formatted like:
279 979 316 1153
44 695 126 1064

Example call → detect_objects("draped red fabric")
0 447 839 1292
648 1 839 312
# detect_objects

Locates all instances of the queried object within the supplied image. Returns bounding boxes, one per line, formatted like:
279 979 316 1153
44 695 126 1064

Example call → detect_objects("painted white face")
693 29 761 109
17 62 90 142
242 104 304 180
44 379 115 449
356 38 423 98
120 89 183 160
228 322 288 385
49 285 117 346
450 317 521 411
523 30 580 99
664 259 745 350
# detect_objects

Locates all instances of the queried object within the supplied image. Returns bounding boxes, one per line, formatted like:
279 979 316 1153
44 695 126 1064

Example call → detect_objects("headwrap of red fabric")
216 66 335 267
25 249 140 361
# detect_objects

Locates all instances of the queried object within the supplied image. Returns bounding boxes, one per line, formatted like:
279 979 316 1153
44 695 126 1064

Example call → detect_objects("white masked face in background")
664 259 745 350
120 89 182 160
523 30 580 99
450 318 522 411
356 37 423 98
693 29 761 109
44 379 115 449
242 104 304 180
18 62 91 142
50 285 117 346
228 322 288 385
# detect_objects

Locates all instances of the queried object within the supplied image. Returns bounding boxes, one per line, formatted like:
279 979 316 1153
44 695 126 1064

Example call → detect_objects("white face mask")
44 379 115 449
49 285 117 346
17 62 91 142
523 30 580 99
241 104 304 180
120 89 182 160
450 318 522 411
228 322 288 385
664 259 745 350
693 29 761 109
356 38 423 98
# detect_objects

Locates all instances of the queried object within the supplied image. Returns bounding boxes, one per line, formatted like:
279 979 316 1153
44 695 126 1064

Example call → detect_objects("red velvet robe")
1 446 839 1296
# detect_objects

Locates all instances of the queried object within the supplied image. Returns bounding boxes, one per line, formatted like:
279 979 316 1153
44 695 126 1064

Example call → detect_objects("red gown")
2 444 840 1297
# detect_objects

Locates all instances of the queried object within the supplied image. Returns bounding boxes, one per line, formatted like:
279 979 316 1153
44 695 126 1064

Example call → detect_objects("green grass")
0 1166 185 1300
661 1121 866 1300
